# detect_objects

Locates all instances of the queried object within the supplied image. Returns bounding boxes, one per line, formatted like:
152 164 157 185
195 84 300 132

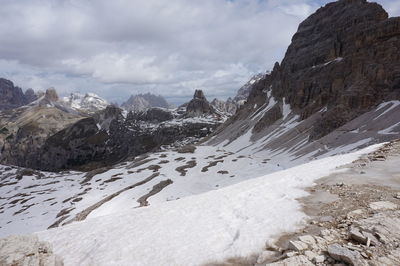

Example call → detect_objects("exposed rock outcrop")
210 98 237 115
24 88 37 103
209 0 400 153
233 73 265 105
0 235 64 266
0 78 34 110
34 105 220 171
185 90 215 117
44 88 59 102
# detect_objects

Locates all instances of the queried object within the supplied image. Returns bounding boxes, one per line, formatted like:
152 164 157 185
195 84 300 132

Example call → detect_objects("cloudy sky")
0 0 399 104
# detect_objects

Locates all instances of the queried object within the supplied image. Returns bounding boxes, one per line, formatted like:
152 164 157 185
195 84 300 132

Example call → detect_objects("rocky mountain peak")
0 78 30 110
44 88 59 102
121 93 169 113
231 0 400 141
24 88 37 103
193 90 206 100
185 90 215 117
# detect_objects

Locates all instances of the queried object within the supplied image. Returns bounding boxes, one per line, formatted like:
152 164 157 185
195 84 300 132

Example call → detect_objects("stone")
304 250 317 261
349 227 367 245
369 201 398 211
313 255 326 263
288 240 308 251
298 235 316 245
347 209 364 218
327 243 363 266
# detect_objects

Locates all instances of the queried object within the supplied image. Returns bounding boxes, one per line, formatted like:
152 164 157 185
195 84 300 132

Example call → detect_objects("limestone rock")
288 240 308 251
327 243 364 266
369 201 398 211
0 235 64 266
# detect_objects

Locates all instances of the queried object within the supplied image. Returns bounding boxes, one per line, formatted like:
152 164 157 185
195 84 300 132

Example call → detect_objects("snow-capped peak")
62 92 109 113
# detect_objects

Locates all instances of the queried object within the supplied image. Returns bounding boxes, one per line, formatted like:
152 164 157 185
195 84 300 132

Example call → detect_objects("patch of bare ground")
212 140 400 266
62 172 160 226
175 160 197 176
218 170 229 175
175 157 186 161
136 164 161 173
125 156 155 169
80 166 110 185
137 179 173 207
158 160 169 164
202 160 224 172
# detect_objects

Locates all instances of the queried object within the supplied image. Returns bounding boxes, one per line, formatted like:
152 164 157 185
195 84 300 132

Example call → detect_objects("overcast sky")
0 0 399 104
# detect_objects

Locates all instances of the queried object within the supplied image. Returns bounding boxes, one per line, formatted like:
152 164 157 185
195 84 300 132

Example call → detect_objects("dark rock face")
44 88 59 102
35 107 219 171
186 90 215 117
234 0 400 140
127 108 174 123
24 88 37 103
0 78 29 110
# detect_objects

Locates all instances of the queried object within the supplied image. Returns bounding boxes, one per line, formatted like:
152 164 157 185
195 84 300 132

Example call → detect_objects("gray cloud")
0 0 398 104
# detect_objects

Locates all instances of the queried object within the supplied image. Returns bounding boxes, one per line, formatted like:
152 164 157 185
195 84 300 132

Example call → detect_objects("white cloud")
0 0 396 104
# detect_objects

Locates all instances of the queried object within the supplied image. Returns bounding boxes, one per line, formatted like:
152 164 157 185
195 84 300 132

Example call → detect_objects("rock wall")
228 0 400 141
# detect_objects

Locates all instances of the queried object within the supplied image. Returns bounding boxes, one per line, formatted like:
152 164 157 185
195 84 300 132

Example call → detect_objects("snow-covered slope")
62 93 109 113
33 145 380 266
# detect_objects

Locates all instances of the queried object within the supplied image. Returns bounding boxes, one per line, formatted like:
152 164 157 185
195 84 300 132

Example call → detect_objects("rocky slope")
0 78 37 111
209 0 400 156
233 73 265 105
210 98 237 115
0 88 85 168
121 93 170 112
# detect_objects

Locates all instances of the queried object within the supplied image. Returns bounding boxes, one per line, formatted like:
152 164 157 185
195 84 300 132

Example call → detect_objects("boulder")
327 243 364 266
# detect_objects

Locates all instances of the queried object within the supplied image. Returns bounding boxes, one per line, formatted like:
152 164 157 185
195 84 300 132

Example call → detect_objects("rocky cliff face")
210 98 237 115
233 73 265 105
209 0 400 156
0 78 34 110
185 90 215 117
35 105 221 170
271 0 400 140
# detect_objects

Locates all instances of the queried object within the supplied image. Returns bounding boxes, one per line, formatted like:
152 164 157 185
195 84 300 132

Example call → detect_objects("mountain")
0 78 37 110
1 1 400 266
210 97 237 115
209 0 400 156
233 73 265 105
185 90 216 117
61 92 109 113
0 88 84 168
121 93 169 112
